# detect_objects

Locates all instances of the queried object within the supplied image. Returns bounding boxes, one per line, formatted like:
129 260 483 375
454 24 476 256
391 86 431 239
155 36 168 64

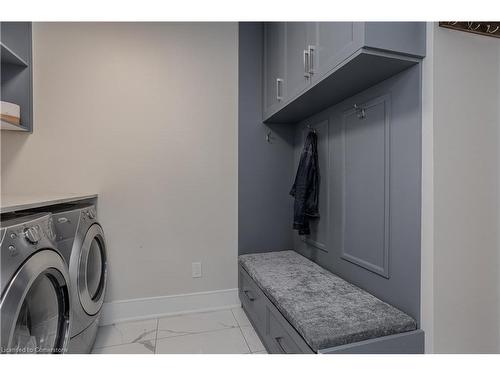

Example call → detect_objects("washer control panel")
24 225 41 244
2 216 52 259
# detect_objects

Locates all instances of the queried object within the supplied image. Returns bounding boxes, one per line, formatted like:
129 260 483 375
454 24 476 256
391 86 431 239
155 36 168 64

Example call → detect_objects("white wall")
426 23 500 353
1 23 238 305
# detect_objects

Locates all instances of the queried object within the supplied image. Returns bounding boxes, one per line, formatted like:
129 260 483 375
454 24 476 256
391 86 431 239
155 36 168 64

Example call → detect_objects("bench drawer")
267 309 303 354
239 263 314 354
239 266 266 326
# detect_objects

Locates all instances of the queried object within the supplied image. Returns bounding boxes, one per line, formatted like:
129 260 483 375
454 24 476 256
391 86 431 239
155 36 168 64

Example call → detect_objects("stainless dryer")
49 204 108 353
0 213 71 354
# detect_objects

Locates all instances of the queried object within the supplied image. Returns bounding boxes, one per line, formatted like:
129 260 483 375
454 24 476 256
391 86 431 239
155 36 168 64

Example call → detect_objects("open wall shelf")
1 119 29 131
1 22 33 133
1 42 29 67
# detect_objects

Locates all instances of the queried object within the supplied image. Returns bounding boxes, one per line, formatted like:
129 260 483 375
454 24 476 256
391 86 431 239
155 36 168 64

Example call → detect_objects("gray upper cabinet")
312 22 362 84
363 22 426 58
262 22 425 123
263 23 286 117
284 22 316 101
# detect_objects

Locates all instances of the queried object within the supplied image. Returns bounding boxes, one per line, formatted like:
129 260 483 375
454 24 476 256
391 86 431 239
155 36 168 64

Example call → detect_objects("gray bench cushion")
238 250 417 351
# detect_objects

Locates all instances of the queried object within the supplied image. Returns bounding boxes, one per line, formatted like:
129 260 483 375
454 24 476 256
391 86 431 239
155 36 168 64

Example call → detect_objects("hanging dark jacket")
290 131 320 235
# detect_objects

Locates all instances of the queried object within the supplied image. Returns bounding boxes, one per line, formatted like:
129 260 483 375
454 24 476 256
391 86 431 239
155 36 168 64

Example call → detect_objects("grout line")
229 307 241 327
156 325 240 343
154 318 159 354
232 309 251 354
233 308 266 353
93 338 156 351
229 308 240 328
155 308 240 342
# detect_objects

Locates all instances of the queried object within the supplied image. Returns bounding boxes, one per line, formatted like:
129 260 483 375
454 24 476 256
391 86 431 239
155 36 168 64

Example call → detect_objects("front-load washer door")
0 250 71 354
78 224 107 316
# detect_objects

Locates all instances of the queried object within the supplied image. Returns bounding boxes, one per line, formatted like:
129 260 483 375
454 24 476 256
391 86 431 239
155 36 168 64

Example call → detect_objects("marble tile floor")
91 307 268 354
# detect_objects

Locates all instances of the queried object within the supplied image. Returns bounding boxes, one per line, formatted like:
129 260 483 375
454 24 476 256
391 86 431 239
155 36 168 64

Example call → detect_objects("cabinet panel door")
339 94 391 278
312 22 362 84
263 22 286 117
285 22 315 101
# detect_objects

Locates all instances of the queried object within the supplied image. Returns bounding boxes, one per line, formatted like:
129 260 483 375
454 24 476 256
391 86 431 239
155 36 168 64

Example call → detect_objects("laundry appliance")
48 204 107 354
0 213 71 354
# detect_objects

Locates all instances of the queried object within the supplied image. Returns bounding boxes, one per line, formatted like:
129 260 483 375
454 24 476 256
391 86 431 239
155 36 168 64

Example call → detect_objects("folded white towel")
1 100 21 124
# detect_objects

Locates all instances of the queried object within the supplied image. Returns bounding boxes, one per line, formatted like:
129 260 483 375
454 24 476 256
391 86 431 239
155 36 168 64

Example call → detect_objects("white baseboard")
100 288 240 326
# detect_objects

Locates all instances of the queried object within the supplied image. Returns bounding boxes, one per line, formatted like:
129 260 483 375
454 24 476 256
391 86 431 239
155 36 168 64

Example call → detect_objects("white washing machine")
1 213 71 354
48 204 108 353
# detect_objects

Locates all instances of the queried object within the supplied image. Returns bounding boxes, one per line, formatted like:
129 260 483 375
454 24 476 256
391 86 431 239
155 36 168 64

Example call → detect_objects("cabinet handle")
275 337 287 353
303 50 310 78
276 78 283 101
244 290 256 301
308 45 315 75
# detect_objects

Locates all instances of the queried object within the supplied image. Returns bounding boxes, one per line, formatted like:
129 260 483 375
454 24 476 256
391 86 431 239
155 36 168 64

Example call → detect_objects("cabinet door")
285 22 316 101
312 22 362 84
263 22 286 117
333 94 391 278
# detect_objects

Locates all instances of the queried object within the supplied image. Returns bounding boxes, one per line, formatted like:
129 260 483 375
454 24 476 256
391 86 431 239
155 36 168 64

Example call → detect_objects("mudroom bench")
238 251 424 354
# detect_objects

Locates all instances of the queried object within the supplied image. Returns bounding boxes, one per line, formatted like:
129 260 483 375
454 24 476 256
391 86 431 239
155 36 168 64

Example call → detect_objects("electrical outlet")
192 262 202 278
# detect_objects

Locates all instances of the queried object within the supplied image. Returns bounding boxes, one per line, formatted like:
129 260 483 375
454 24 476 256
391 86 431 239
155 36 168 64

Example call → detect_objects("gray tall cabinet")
239 22 426 351
261 21 425 319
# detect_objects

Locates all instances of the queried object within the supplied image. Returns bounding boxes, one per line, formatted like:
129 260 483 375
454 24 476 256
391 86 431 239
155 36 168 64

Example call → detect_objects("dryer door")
0 250 71 354
78 224 107 316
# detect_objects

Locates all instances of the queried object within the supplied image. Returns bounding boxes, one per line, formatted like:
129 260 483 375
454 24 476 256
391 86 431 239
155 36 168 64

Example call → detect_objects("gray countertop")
1 193 98 214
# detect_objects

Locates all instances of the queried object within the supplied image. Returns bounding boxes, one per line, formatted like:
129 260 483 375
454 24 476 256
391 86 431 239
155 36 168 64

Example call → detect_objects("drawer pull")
308 45 315 75
243 290 256 301
275 336 286 353
303 49 310 78
276 78 283 101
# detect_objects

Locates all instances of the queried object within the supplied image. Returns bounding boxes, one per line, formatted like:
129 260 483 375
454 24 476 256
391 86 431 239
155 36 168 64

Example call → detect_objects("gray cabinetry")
284 22 315 101
263 22 286 117
239 265 314 354
239 263 424 354
338 94 391 278
294 64 422 321
1 23 31 62
262 22 425 123
363 22 426 57
0 22 33 132
313 22 362 83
